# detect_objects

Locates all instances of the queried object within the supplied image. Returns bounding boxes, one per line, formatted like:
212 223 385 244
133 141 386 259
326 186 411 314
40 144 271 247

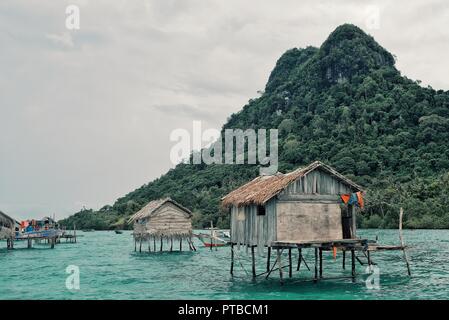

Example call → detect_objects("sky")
1 0 449 220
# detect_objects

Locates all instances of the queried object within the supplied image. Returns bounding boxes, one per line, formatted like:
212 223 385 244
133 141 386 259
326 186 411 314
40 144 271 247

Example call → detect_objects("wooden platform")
271 238 405 251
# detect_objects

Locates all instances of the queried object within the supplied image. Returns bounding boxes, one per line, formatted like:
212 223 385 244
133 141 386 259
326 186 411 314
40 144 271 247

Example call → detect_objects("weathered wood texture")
230 198 276 247
134 202 192 236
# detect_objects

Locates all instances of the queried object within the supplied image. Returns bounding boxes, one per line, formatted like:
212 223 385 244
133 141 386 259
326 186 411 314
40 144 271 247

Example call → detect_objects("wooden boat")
196 229 230 247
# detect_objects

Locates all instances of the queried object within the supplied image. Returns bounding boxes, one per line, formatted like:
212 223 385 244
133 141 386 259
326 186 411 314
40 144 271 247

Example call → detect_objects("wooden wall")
230 198 276 247
281 168 354 196
134 202 192 235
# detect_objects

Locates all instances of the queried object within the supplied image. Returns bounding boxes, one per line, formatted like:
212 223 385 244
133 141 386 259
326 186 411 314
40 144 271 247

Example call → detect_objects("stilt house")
128 198 195 252
0 210 15 240
222 161 365 248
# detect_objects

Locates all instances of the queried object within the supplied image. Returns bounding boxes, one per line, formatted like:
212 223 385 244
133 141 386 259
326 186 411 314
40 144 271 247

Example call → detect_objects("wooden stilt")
277 248 283 285
186 238 192 251
139 237 142 253
399 207 412 276
319 248 323 278
288 248 292 278
134 238 137 252
27 238 32 249
170 237 173 252
148 237 151 252
297 248 302 271
351 249 356 281
314 247 318 283
230 244 234 275
267 247 271 272
190 237 196 251
342 250 346 269
251 246 256 278
50 237 55 249
180 238 182 251
160 237 163 251
153 237 156 251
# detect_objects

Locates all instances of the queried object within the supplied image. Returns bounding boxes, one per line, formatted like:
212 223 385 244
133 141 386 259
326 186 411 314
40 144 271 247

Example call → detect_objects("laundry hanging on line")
340 191 364 209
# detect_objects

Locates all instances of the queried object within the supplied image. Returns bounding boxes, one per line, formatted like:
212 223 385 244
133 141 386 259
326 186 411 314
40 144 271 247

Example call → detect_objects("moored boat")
196 229 230 247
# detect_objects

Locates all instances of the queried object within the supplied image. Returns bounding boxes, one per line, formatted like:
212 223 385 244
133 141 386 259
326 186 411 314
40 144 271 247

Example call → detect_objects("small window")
257 205 266 216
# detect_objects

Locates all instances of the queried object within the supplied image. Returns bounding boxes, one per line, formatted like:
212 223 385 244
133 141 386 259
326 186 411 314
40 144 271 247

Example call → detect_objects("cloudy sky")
1 0 448 220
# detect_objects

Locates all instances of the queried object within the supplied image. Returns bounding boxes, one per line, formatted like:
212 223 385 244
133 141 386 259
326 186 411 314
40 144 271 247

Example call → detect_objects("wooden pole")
351 249 356 281
351 205 357 238
319 248 323 278
190 237 196 251
50 237 55 249
180 238 182 251
277 248 283 285
288 248 292 278
134 238 137 252
73 224 76 243
148 237 151 252
266 247 271 272
170 237 173 252
230 244 234 275
153 237 156 251
27 238 32 249
399 207 412 276
251 246 256 278
210 221 213 251
139 236 142 253
342 250 346 269
314 247 318 283
160 236 163 251
297 248 302 271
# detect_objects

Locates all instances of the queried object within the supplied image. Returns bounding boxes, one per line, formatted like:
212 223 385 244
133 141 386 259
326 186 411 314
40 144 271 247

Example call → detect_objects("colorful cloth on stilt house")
341 192 364 209
340 194 350 204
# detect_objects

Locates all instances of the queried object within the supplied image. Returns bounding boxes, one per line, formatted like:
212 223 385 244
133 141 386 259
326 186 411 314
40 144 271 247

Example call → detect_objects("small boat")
196 229 230 247
115 230 123 234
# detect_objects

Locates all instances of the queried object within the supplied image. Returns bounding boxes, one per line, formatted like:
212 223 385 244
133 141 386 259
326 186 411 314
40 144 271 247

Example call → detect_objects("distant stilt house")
128 198 195 252
222 161 409 283
0 210 18 249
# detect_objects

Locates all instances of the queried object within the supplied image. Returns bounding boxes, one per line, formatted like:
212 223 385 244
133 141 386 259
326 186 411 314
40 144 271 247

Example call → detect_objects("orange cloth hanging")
332 246 337 260
356 191 364 209
340 194 350 204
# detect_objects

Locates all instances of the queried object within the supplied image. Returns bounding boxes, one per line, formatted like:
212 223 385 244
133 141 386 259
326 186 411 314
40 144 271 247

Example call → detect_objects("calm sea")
0 229 447 300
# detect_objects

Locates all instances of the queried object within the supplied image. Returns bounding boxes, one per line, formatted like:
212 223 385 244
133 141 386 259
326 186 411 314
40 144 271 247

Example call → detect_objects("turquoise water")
0 229 448 300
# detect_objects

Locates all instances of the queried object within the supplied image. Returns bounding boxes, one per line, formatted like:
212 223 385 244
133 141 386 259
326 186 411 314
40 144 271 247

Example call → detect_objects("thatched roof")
127 198 192 223
0 210 15 226
221 161 364 207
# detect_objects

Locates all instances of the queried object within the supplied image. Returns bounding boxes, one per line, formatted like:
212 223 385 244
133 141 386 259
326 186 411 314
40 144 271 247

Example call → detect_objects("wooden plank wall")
141 202 192 234
230 198 276 247
282 169 354 196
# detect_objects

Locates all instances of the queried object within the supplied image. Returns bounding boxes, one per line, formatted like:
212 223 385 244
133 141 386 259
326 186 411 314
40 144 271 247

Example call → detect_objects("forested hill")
59 24 449 230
